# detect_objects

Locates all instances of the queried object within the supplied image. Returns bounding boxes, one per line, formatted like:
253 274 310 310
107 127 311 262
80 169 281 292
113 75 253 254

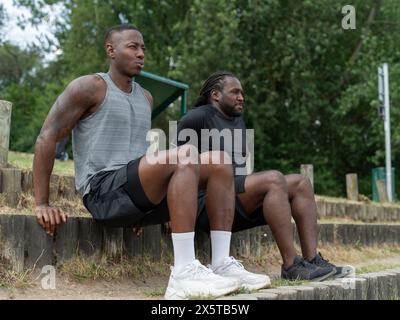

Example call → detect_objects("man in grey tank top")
33 24 269 299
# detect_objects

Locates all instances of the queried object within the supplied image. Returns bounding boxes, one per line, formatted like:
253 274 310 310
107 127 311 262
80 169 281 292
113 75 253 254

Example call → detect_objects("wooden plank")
54 217 79 264
261 226 275 247
21 170 33 193
346 173 359 201
0 214 25 272
231 229 250 258
24 216 54 269
300 164 313 188
123 227 143 258
0 168 22 207
160 224 173 261
49 174 60 203
336 224 348 245
250 226 262 257
102 227 123 260
0 100 12 167
323 281 345 300
59 176 76 200
376 179 388 202
77 218 103 259
142 224 161 261
361 273 379 300
293 225 300 245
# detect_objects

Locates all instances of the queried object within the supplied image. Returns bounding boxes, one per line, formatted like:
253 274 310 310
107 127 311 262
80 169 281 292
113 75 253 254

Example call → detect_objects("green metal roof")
135 70 189 119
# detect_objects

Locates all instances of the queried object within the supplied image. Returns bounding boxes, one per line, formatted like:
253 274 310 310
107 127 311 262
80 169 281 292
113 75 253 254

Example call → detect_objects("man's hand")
35 205 68 236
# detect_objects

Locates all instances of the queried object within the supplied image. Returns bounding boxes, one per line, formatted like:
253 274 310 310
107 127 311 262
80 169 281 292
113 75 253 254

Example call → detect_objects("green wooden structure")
135 70 189 119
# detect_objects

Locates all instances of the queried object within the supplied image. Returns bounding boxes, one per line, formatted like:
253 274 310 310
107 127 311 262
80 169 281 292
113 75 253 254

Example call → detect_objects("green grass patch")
8 151 75 176
357 264 400 274
142 287 166 297
270 278 309 288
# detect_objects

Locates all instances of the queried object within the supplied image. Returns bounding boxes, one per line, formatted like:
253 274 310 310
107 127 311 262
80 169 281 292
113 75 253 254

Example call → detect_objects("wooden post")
59 175 76 200
21 170 33 193
49 174 60 203
346 173 359 201
0 214 25 272
24 216 54 269
0 100 12 167
300 164 314 188
54 218 79 264
0 168 22 207
78 218 103 260
103 227 123 260
376 179 388 202
142 225 161 261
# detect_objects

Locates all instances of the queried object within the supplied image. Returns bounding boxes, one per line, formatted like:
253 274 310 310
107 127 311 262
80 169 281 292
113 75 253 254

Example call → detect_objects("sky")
2 0 62 60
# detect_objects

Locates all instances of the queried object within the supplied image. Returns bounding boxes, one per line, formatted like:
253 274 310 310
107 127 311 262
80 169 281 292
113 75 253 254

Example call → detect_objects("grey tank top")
72 72 151 195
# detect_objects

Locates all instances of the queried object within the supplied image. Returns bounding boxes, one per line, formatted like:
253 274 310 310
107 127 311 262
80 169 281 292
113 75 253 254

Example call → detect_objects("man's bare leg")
138 145 240 299
198 152 270 289
285 174 318 260
237 170 297 268
199 151 235 231
138 144 199 232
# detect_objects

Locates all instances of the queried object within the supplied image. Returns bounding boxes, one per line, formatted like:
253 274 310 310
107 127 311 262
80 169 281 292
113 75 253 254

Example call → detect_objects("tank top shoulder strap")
95 72 112 87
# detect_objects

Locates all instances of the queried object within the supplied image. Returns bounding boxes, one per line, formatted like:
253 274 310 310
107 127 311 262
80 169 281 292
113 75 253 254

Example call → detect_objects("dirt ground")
1 253 400 300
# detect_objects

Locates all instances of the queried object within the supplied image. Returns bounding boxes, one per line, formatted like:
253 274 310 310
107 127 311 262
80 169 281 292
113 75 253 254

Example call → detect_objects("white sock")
210 230 232 267
171 232 195 273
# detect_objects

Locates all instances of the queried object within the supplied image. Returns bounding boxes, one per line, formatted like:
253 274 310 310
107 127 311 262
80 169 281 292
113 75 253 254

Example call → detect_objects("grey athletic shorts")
83 157 170 228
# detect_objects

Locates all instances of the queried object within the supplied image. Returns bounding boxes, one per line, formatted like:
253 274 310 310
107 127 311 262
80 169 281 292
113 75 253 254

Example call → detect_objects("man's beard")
220 103 242 117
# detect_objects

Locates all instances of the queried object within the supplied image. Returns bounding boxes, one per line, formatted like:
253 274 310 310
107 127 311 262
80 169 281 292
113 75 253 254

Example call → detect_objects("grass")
0 192 89 217
270 278 309 288
1 243 400 298
143 287 166 297
0 256 35 290
356 264 400 274
58 255 171 283
8 151 75 176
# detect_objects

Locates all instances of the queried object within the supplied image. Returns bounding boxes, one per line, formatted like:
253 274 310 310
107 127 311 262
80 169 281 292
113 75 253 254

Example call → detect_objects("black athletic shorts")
83 156 170 228
196 175 266 233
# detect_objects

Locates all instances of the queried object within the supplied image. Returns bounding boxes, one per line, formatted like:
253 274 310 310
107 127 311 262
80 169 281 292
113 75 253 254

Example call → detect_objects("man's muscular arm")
33 75 105 235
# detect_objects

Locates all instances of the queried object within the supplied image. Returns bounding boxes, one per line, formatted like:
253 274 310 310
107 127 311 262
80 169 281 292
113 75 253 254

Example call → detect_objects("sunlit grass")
8 151 75 176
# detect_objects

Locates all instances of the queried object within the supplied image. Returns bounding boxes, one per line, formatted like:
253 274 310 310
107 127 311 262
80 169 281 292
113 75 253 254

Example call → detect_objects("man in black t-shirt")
177 71 354 281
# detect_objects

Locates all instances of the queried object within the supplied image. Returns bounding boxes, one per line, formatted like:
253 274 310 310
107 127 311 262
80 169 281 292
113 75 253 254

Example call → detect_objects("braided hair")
193 71 237 108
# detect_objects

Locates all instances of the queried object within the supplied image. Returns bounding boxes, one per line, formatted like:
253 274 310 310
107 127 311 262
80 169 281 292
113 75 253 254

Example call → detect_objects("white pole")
383 63 392 202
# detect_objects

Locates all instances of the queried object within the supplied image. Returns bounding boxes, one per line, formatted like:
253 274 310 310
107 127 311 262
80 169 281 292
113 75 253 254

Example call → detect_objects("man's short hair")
104 24 140 47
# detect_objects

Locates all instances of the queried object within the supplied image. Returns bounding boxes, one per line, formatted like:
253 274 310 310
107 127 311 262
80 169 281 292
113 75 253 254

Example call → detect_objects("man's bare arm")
143 88 154 109
33 75 105 235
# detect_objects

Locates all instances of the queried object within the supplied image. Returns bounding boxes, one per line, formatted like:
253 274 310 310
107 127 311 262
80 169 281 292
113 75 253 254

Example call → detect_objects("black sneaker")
308 252 355 278
281 256 336 282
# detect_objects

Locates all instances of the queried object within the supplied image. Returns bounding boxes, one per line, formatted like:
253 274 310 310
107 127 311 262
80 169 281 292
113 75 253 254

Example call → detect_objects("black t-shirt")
177 104 248 173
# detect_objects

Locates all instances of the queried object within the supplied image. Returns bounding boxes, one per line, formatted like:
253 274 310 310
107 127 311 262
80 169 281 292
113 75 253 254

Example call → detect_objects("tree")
8 0 400 197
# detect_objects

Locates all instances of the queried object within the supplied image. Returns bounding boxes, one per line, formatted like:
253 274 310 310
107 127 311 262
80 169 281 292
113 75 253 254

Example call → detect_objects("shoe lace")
316 253 333 267
292 257 316 271
191 263 213 279
223 256 245 271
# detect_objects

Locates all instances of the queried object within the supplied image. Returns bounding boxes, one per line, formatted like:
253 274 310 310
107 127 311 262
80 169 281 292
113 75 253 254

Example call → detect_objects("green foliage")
4 0 400 197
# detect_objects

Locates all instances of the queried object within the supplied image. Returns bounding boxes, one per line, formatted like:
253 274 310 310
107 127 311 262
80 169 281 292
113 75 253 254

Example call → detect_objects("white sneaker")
209 256 271 291
164 259 240 300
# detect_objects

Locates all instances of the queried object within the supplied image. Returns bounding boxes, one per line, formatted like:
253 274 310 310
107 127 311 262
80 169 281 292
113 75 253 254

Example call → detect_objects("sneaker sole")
240 279 271 291
332 266 356 279
311 269 337 282
164 283 239 300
